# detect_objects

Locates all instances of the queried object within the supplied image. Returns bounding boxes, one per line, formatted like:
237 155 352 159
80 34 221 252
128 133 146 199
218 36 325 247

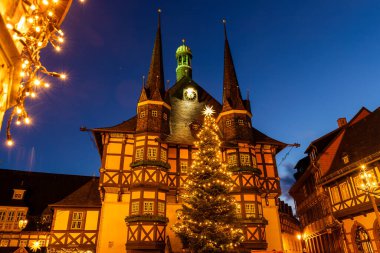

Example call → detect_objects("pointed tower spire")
222 19 245 111
145 9 165 101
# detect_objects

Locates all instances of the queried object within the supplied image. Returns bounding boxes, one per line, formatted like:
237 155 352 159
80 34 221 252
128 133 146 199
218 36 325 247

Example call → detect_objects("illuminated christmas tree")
173 106 244 252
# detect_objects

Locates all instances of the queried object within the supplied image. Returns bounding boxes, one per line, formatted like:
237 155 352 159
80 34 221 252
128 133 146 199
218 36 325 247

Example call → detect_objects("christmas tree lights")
173 105 244 252
5 0 84 146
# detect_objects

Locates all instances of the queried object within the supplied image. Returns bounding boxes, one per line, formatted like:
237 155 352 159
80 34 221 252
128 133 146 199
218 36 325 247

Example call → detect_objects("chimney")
337 117 347 128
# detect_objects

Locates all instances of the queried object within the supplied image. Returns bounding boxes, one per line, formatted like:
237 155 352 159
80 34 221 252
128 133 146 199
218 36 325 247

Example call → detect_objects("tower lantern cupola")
176 39 192 81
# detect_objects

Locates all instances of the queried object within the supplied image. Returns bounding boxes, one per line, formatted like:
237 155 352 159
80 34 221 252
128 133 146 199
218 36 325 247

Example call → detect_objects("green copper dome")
176 44 192 57
176 40 192 81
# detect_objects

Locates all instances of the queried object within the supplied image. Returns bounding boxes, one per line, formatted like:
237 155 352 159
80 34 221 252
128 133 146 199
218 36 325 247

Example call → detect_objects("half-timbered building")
89 14 289 253
290 107 380 253
0 168 98 253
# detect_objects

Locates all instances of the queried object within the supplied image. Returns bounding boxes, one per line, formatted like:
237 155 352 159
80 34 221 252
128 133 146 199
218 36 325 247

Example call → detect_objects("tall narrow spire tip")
157 9 162 27
222 19 227 39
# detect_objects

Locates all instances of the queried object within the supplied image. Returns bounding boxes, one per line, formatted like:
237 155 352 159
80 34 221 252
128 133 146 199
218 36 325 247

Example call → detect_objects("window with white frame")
135 148 144 161
161 149 167 162
143 202 154 215
330 186 340 203
71 212 83 229
226 120 232 127
152 110 158 117
180 161 188 173
228 154 237 166
0 211 5 221
245 203 255 218
7 211 14 221
340 182 351 200
158 202 165 216
131 202 139 215
16 211 24 221
240 154 251 166
147 147 157 160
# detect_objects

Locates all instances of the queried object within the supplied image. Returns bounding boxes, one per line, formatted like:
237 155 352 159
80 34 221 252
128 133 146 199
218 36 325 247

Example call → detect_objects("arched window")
178 56 182 65
355 226 373 253
374 220 380 251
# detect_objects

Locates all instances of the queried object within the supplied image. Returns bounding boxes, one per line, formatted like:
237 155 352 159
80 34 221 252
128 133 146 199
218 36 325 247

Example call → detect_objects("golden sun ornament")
202 105 215 117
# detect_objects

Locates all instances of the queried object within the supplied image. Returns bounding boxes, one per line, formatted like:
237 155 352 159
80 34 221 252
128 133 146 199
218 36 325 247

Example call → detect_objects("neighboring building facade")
290 107 380 253
89 15 289 253
0 0 73 130
0 169 99 253
278 200 302 253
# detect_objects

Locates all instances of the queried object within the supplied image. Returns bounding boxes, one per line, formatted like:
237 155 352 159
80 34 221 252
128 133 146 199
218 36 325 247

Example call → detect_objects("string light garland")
173 105 244 252
5 0 84 146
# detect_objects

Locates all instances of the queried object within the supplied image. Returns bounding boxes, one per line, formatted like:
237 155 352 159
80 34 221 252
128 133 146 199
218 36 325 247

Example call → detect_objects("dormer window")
342 154 349 164
12 189 26 200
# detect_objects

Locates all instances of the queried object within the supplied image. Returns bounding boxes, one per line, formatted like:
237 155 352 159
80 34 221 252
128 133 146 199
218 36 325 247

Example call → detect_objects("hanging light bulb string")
5 0 83 146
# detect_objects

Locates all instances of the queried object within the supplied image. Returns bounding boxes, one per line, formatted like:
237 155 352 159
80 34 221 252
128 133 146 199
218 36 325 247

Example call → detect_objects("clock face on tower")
184 87 197 101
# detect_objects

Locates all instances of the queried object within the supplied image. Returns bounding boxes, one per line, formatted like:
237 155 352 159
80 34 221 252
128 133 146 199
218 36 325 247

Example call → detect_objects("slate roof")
327 107 380 175
91 76 286 151
51 178 101 208
0 169 95 216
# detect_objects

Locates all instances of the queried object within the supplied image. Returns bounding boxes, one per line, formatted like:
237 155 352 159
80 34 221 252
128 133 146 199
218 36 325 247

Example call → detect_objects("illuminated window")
342 155 349 164
135 148 144 161
131 202 139 215
228 154 237 166
163 113 167 120
158 202 165 216
0 211 5 221
354 176 364 194
152 110 158 117
7 211 14 221
0 240 9 247
240 154 251 166
236 203 242 218
140 111 146 118
257 203 263 217
143 202 154 214
180 161 188 173
252 156 257 167
354 226 374 253
71 212 83 229
147 147 157 160
16 212 24 222
330 186 340 204
226 120 231 127
340 182 351 200
161 149 167 162
238 119 244 126
245 203 255 218
13 189 25 200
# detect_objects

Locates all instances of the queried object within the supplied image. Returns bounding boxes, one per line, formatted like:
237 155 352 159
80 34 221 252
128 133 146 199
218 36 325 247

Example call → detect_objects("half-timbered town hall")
88 15 291 253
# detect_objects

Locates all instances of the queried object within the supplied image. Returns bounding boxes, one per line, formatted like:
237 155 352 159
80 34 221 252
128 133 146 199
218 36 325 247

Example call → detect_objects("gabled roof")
251 127 287 152
51 178 101 208
0 169 95 231
305 127 342 154
326 107 380 176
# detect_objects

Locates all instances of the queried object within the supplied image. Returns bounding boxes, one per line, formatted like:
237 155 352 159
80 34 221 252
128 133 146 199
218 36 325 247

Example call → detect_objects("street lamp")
357 165 380 223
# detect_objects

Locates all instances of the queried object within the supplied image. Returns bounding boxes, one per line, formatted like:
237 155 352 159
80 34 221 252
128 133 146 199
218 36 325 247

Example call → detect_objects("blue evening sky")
1 0 380 204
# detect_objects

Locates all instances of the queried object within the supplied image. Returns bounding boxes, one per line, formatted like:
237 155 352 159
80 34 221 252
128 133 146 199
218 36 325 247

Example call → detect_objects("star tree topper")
202 105 215 117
